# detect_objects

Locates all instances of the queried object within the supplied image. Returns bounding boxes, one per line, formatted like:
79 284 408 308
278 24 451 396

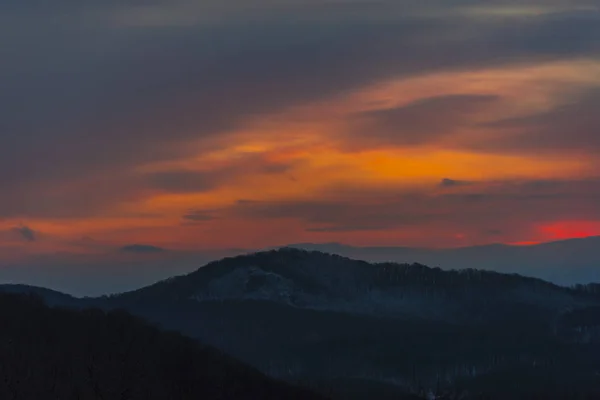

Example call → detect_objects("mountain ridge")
2 236 599 298
3 246 599 305
2 248 600 398
287 236 600 286
288 235 600 251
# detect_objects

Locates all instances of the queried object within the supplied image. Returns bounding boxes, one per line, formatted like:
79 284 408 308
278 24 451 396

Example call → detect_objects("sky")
2 0 600 293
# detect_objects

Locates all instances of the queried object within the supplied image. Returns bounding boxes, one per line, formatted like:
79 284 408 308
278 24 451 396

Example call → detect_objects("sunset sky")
2 0 600 275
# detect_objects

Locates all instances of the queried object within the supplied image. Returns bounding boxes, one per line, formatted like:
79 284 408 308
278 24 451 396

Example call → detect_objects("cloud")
222 177 600 235
479 88 600 154
231 198 447 231
0 171 151 219
0 149 295 218
145 171 219 193
1 0 600 224
2 5 599 190
119 244 166 253
143 153 295 194
182 210 218 223
347 94 498 147
11 226 37 242
439 178 472 188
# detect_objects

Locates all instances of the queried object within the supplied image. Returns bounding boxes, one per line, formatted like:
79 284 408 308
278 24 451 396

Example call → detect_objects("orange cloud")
3 58 600 255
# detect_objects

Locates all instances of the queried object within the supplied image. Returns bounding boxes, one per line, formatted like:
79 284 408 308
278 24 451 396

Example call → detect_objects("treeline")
0 293 324 400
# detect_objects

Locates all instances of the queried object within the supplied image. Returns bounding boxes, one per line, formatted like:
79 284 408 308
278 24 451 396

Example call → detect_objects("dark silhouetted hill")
0 292 325 400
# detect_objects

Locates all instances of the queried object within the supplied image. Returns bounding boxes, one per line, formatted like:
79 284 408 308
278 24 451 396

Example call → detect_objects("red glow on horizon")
539 221 600 241
507 221 600 247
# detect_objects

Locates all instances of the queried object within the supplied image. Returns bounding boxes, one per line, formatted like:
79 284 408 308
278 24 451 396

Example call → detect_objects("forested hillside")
0 292 324 400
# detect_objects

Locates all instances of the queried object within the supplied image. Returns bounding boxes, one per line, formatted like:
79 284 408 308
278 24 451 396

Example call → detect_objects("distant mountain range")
1 236 599 297
286 236 600 286
2 247 600 398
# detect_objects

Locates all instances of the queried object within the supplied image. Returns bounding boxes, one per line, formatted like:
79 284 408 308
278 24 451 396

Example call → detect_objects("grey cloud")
260 163 293 175
0 171 149 219
182 210 218 222
232 198 446 231
225 177 600 232
119 244 166 253
349 94 498 146
433 178 600 222
480 89 600 153
505 10 600 57
440 178 473 187
11 225 37 242
235 199 257 205
304 221 435 233
143 154 294 194
145 171 220 193
305 226 371 233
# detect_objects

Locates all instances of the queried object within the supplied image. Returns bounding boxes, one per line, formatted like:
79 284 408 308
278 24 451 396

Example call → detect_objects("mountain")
0 283 82 307
288 236 600 286
0 291 325 400
111 248 596 323
4 248 600 398
102 249 600 398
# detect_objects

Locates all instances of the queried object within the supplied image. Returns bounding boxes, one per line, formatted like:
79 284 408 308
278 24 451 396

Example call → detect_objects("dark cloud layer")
232 198 445 231
1 1 599 223
224 178 600 233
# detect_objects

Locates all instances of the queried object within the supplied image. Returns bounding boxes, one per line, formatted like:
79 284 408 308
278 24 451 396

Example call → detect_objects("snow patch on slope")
192 266 297 304
188 265 456 320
